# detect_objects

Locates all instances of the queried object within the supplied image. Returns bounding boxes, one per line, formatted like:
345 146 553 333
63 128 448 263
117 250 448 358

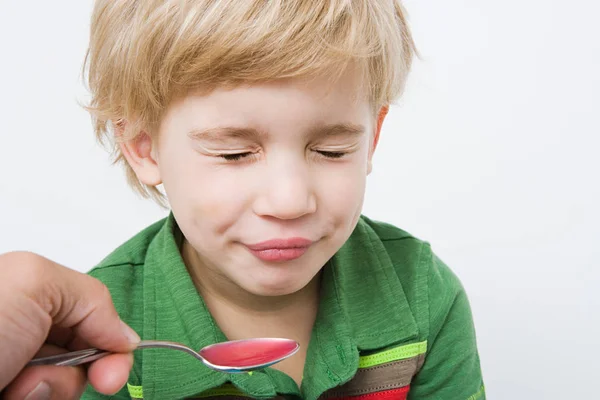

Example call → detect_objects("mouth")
245 238 313 262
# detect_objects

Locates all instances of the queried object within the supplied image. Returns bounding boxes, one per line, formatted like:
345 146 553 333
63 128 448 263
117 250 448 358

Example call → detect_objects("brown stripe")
320 354 425 398
415 352 425 373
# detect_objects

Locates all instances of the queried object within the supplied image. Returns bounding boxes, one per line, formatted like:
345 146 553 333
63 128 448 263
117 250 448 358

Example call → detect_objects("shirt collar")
331 218 419 350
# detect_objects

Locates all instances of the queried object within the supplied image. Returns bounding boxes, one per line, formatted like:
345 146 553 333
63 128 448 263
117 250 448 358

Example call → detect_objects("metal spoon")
27 338 299 373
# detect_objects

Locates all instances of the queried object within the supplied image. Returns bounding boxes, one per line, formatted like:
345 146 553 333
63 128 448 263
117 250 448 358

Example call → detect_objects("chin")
242 275 311 297
247 282 301 297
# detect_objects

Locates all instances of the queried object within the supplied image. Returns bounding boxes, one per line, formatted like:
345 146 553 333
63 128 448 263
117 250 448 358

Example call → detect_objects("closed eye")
220 152 253 161
316 150 347 159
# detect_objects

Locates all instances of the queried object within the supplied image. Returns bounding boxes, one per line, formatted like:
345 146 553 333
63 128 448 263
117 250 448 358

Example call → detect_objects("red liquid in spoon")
199 338 299 368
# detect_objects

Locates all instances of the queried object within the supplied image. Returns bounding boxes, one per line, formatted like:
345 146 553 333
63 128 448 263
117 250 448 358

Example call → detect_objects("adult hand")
0 251 139 399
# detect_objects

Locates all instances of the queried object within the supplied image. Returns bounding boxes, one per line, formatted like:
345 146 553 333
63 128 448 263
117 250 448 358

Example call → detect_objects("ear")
367 105 389 174
117 123 162 186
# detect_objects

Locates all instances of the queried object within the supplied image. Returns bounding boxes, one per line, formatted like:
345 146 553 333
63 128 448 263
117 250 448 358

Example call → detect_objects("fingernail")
120 320 140 344
25 381 52 400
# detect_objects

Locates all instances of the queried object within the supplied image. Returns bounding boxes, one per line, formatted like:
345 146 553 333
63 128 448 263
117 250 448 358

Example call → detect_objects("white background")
1 1 598 398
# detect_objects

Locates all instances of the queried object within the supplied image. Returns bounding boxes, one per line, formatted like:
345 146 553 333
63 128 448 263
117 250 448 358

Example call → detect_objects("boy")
83 0 485 399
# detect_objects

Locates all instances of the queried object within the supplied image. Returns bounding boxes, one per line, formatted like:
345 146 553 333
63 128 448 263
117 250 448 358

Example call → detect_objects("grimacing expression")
124 71 385 297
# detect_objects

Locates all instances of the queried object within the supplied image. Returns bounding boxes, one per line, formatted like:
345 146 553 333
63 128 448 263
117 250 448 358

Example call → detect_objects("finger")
33 256 141 352
2 346 133 399
2 365 86 400
44 330 134 394
87 353 134 395
2 344 84 400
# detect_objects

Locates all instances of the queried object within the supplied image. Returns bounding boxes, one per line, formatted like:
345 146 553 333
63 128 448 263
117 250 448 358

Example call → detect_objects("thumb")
46 261 140 351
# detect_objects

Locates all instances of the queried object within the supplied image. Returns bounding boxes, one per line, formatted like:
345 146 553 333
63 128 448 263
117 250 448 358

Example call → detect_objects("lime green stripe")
127 383 143 399
466 385 485 400
126 383 249 399
358 341 427 368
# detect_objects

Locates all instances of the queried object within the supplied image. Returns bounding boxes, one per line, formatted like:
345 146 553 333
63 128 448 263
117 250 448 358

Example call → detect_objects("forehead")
164 69 372 128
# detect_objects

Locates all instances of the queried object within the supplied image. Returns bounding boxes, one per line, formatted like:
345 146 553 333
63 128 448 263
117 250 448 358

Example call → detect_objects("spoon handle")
27 348 111 367
27 340 199 367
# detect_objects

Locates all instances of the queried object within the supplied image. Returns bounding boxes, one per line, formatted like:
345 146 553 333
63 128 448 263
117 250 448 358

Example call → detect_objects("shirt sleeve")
408 251 486 400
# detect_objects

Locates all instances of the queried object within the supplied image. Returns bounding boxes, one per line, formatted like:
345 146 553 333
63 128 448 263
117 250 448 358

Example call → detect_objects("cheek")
316 161 368 221
158 150 246 232
195 180 248 232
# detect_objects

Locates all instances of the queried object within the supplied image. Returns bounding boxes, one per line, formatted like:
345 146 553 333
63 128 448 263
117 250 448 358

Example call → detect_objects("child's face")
127 70 384 297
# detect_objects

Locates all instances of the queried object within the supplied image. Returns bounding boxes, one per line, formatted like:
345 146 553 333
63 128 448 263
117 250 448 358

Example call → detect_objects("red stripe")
327 386 410 400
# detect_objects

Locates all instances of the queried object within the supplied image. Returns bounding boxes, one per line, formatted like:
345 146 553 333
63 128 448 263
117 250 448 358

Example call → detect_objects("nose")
252 159 317 220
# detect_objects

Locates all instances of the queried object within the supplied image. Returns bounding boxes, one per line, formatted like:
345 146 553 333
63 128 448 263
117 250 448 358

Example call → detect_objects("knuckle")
95 279 113 301
85 278 115 312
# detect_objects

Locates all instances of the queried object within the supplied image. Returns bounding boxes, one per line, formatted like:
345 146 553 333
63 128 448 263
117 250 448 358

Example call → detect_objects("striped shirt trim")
126 341 428 399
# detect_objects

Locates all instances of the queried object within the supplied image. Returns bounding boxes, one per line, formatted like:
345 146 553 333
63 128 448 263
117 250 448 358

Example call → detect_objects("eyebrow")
308 122 366 138
187 126 265 142
187 122 366 142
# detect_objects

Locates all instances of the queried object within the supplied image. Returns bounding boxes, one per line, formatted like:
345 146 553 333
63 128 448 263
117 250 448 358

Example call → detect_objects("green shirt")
83 214 485 400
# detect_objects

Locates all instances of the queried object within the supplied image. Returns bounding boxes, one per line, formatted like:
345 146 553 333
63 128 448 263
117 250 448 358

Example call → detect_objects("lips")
245 238 313 262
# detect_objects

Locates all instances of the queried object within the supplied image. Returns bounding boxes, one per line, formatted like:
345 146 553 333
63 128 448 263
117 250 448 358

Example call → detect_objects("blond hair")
84 0 417 205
